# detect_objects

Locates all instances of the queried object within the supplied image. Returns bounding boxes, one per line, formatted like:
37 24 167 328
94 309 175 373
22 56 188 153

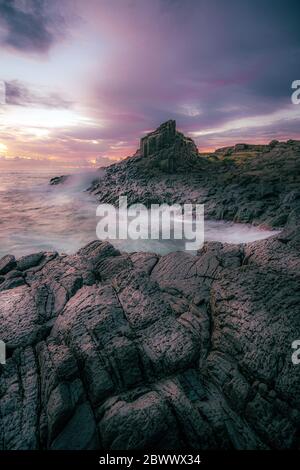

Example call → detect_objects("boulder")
0 255 16 275
0 234 299 450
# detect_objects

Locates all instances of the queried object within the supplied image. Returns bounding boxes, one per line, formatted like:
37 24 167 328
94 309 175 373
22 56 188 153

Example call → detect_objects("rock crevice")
0 229 299 450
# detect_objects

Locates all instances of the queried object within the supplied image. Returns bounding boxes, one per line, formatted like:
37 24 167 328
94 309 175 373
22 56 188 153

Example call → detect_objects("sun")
0 143 8 154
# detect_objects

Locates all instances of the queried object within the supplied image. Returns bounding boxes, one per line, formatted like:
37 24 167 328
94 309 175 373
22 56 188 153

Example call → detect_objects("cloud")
0 0 68 53
195 110 300 150
4 80 72 108
85 0 300 150
1 0 300 167
0 154 93 170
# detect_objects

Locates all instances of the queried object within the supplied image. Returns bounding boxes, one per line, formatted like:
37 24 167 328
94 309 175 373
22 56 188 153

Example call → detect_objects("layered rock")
2 121 299 450
50 121 300 229
89 128 300 228
0 227 299 450
139 120 199 172
140 120 177 157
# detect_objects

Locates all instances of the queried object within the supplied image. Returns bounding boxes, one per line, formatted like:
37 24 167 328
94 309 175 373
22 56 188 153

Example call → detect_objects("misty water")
0 172 280 258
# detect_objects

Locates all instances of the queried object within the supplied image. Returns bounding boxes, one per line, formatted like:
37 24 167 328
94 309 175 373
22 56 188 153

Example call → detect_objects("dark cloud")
0 0 68 53
88 0 300 150
2 0 300 166
5 80 72 108
197 117 300 151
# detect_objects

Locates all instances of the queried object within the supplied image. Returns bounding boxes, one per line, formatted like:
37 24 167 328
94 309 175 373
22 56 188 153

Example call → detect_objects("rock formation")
1 121 299 450
49 175 70 186
89 128 300 227
140 120 177 157
0 223 299 449
139 120 199 172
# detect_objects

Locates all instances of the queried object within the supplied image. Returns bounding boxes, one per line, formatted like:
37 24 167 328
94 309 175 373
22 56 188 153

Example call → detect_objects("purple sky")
1 0 300 170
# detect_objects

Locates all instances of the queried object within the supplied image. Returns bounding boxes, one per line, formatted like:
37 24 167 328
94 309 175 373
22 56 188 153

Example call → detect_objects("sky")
0 0 300 171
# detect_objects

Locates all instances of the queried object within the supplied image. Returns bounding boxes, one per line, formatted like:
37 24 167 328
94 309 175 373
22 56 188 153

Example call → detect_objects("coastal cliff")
89 121 300 229
0 122 300 450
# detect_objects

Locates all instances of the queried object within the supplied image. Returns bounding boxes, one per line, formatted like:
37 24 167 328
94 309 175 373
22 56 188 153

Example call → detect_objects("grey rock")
51 403 99 450
49 175 70 185
139 120 199 172
0 233 298 450
87 122 300 229
0 254 16 275
17 252 44 271
1 123 300 450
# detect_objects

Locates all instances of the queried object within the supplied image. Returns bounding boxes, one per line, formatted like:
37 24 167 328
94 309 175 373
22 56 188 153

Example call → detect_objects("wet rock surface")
49 175 70 185
0 228 299 450
2 122 300 449
89 122 300 229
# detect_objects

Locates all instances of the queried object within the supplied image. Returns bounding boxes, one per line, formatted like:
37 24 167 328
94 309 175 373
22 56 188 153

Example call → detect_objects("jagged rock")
0 255 16 275
0 232 299 450
140 120 177 157
17 252 44 271
88 123 300 228
49 175 70 185
1 122 300 450
139 120 199 172
0 275 25 291
98 389 181 449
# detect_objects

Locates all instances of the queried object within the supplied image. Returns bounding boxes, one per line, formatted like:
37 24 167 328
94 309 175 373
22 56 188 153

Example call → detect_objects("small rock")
17 252 44 271
0 254 16 275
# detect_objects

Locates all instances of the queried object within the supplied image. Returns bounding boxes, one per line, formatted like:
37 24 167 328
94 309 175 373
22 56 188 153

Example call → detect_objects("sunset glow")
0 142 7 153
1 0 300 170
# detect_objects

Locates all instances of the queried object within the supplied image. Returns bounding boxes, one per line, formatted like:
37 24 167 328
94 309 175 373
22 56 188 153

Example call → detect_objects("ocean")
0 171 280 258
0 171 98 258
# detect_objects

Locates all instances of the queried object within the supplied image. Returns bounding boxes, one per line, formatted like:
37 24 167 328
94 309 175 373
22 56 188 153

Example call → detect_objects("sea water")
0 171 280 258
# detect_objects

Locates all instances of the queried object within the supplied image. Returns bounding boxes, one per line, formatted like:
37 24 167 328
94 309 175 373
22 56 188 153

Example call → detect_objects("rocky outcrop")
0 255 16 275
140 120 177 157
0 226 299 450
50 121 300 229
2 121 299 450
138 120 199 172
49 175 70 185
89 129 300 228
